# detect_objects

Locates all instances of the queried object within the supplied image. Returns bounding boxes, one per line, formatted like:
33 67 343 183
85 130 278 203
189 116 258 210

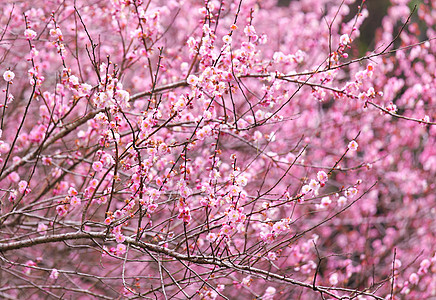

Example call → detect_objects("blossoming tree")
0 0 435 299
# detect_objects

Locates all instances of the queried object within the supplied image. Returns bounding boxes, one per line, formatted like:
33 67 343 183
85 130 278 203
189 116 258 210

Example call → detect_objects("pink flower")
267 252 277 261
3 70 15 82
241 276 252 287
178 207 191 224
24 29 37 40
50 269 59 279
37 223 48 234
206 232 217 243
94 112 108 123
317 171 328 184
236 175 248 187
227 209 240 223
220 224 233 237
301 184 310 195
244 25 256 37
394 259 402 269
329 273 339 285
89 179 98 188
68 187 78 196
338 196 347 206
80 83 92 96
70 196 81 207
18 180 28 194
409 273 419 285
0 141 7 153
92 161 103 172
29 125 46 143
386 102 397 113
309 179 319 192
419 259 430 274
320 196 331 208
114 210 123 218
222 35 232 44
421 115 430 125
148 203 158 212
272 221 288 234
196 125 212 140
42 157 52 165
116 243 126 255
115 233 125 243
358 92 367 101
187 74 198 86
49 28 63 40
348 140 358 151
366 87 376 97
263 287 276 300
56 205 68 217
339 34 351 45
260 231 275 243
8 172 20 183
253 131 263 141
345 188 358 199
24 260 36 275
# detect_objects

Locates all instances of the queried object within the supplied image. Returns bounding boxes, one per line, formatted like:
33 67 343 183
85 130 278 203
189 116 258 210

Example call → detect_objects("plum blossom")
37 223 48 234
236 175 248 187
49 28 63 40
227 209 241 223
24 260 37 275
339 34 351 45
301 184 311 195
267 251 277 261
56 205 67 217
187 75 198 86
92 161 103 172
178 207 192 223
308 179 320 194
222 35 232 44
219 224 233 237
206 232 217 243
409 273 419 285
68 187 78 196
50 269 59 280
18 180 28 194
272 220 289 235
115 233 125 243
263 287 276 300
89 179 99 188
0 141 11 154
3 70 15 82
70 196 81 207
241 276 252 287
104 217 113 225
386 102 398 113
317 171 328 184
196 125 212 140
329 273 339 285
317 196 331 209
24 29 37 40
116 244 126 255
244 25 256 37
8 172 20 183
338 196 347 206
418 259 431 274
345 187 358 199
348 140 358 151
421 115 430 125
394 259 402 269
